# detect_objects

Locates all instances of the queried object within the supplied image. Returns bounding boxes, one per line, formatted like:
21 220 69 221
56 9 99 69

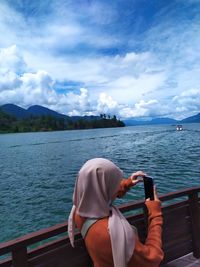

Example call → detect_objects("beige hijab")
68 158 136 267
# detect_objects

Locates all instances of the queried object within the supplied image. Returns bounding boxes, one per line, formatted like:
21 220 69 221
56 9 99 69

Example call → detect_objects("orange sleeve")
117 177 133 198
129 201 164 267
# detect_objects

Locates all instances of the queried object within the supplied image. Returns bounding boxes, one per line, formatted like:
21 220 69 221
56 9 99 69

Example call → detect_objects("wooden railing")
0 187 200 267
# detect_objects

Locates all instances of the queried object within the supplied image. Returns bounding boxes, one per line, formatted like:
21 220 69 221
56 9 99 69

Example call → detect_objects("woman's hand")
131 170 146 186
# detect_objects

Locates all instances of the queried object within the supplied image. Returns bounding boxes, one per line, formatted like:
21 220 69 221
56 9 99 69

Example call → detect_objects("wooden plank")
162 201 189 215
29 242 92 267
163 227 191 248
28 236 84 260
163 205 190 231
12 247 28 267
28 236 68 259
0 258 12 267
189 192 200 258
162 240 193 263
0 222 68 256
163 233 192 251
161 253 200 267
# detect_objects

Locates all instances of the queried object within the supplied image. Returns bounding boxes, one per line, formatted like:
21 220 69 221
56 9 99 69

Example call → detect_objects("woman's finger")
154 185 160 201
131 178 143 185
131 171 147 180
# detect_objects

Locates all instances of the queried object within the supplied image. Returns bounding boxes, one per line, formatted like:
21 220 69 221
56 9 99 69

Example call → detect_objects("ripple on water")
0 124 200 242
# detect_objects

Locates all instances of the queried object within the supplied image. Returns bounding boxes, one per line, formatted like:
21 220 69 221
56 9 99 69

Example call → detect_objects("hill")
27 105 69 119
1 104 29 119
180 113 200 123
0 104 124 133
124 117 178 126
0 104 69 119
0 104 100 122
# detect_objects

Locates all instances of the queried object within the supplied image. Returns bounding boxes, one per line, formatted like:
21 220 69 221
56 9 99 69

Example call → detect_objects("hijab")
68 158 136 267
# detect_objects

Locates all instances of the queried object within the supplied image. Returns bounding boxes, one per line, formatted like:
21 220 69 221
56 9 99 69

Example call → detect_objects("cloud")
0 45 26 73
0 45 199 120
23 49 166 106
119 99 170 119
64 88 91 116
172 88 200 118
97 93 118 115
0 45 25 91
1 1 200 120
0 46 93 115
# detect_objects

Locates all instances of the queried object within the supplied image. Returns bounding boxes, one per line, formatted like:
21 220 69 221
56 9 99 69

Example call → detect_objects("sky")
0 0 200 119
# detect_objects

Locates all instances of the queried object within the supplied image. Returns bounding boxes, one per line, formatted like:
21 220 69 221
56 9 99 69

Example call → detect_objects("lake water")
0 124 200 243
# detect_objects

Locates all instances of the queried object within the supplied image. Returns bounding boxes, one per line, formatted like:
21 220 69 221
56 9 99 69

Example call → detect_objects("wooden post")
12 246 28 267
188 192 200 258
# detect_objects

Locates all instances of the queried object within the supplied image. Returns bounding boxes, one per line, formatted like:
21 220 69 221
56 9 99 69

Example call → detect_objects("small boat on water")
0 186 200 267
176 124 183 131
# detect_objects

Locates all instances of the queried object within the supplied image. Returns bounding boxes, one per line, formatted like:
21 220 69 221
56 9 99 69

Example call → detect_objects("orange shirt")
75 178 164 267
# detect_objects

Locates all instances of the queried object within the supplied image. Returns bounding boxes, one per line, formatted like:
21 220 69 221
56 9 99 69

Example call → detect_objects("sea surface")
0 124 200 243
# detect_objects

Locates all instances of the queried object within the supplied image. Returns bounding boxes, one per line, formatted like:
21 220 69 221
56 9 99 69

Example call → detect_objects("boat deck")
162 253 200 267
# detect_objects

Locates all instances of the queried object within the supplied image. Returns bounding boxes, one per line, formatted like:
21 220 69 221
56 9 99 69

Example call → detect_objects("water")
0 124 200 243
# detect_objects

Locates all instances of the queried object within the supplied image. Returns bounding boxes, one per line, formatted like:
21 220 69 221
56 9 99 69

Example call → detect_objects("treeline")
0 109 125 133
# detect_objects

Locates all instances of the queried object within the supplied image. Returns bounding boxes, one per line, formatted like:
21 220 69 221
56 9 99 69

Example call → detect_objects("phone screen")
143 176 154 200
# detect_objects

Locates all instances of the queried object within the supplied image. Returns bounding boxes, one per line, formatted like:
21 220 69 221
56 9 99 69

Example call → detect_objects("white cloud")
23 48 166 106
0 45 199 120
1 0 200 120
106 72 166 103
172 88 200 118
62 88 91 116
97 92 118 115
0 70 21 91
119 99 170 119
0 45 26 73
0 46 93 115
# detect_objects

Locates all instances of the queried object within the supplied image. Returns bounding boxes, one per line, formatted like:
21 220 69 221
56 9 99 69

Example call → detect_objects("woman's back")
75 200 163 267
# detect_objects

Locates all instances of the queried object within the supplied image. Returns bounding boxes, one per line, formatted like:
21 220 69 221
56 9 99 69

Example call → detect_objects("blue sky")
0 0 200 119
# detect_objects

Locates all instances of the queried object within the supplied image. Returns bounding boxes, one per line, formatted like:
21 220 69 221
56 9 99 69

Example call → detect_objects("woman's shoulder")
85 217 113 260
85 217 111 245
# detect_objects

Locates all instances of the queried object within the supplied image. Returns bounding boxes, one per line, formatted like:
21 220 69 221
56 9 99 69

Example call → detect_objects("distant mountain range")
0 104 98 121
122 114 200 125
1 103 200 125
0 104 124 133
123 117 178 126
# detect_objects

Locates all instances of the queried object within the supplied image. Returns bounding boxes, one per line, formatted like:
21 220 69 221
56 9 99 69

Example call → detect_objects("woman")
68 158 164 267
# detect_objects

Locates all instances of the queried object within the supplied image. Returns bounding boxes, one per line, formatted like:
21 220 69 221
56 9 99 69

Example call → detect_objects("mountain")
0 104 124 133
1 104 29 119
150 118 178 124
180 113 200 123
0 104 69 120
27 105 69 119
124 117 178 126
1 104 200 125
0 104 102 122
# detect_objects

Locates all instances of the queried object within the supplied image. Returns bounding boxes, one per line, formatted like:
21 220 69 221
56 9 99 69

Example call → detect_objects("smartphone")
143 176 154 200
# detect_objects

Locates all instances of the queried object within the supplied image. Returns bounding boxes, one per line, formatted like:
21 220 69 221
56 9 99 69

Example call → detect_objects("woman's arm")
129 201 164 267
117 177 133 197
129 187 164 267
117 171 145 198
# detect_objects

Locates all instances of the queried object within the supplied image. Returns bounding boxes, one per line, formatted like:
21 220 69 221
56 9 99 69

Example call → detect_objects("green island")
0 109 125 133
